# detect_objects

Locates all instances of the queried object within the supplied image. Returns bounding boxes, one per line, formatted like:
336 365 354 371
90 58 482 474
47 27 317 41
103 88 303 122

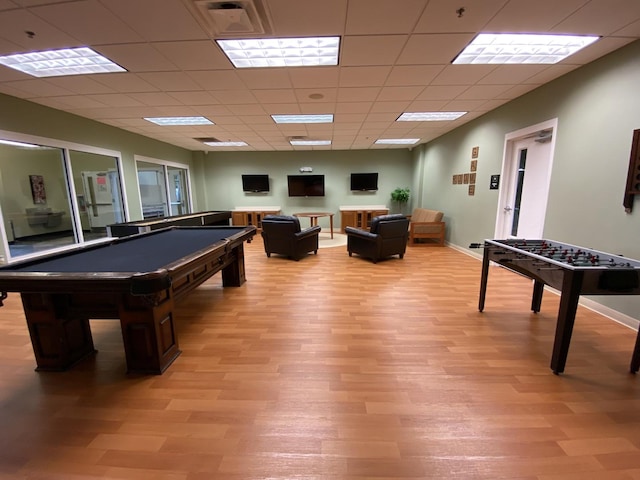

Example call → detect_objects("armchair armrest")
345 226 378 241
295 225 322 240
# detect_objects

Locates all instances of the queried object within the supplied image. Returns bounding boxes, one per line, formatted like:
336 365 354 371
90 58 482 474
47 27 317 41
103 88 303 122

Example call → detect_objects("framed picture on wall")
29 175 46 204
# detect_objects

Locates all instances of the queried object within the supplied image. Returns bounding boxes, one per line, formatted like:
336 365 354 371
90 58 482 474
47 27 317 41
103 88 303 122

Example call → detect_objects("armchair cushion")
346 214 409 263
409 208 445 245
261 215 321 261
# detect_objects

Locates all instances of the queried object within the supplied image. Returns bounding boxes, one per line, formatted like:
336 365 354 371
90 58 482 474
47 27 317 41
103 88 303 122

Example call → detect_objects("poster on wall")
29 175 46 204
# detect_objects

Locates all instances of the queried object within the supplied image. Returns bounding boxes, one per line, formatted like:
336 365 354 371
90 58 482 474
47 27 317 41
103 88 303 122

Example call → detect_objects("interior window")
0 134 126 263
136 158 191 219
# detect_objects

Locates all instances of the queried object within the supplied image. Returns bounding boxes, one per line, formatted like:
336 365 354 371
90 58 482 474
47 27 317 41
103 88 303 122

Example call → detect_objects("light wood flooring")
1 237 640 479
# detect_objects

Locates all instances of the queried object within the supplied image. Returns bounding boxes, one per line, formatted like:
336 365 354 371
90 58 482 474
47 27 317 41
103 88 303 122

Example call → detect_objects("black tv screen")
242 174 270 192
350 172 378 191
287 175 325 197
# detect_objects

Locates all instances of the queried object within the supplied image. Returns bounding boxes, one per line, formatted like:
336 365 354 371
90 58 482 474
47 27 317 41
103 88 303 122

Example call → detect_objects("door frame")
494 118 558 239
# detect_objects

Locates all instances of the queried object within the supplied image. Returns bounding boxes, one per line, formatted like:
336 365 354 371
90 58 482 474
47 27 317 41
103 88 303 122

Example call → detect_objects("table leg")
329 215 334 239
531 280 544 313
478 245 490 312
119 293 180 374
222 244 246 287
550 270 583 374
21 293 96 371
630 328 640 373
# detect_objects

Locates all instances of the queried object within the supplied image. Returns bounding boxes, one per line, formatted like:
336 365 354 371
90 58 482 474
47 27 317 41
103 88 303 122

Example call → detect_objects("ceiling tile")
340 35 408 66
552 0 640 35
153 41 231 71
414 0 508 33
337 87 380 102
187 70 245 90
96 43 177 72
484 0 588 32
397 33 475 64
265 0 347 36
253 89 297 103
385 65 444 86
431 65 497 86
339 67 390 87
345 0 427 34
30 0 143 44
0 8 77 51
377 86 424 101
101 0 208 41
137 72 202 92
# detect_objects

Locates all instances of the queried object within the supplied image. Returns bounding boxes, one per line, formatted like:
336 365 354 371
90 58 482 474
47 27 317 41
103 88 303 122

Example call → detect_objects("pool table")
106 210 231 237
0 225 256 374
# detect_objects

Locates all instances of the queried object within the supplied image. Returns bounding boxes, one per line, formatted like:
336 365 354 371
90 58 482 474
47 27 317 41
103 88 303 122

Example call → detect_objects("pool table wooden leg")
118 293 181 375
222 244 246 287
21 293 96 371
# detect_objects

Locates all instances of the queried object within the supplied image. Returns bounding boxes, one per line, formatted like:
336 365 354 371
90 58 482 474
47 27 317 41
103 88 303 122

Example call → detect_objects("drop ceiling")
0 0 639 151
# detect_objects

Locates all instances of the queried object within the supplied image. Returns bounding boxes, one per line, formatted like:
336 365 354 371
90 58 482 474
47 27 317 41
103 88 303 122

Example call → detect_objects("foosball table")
473 239 640 374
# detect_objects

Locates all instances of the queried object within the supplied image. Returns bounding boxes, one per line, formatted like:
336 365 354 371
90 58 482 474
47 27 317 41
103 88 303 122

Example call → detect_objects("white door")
82 171 120 229
495 119 557 239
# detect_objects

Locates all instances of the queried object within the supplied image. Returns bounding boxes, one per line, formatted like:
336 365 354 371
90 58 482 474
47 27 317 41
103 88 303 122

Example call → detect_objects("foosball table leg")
630 328 640 374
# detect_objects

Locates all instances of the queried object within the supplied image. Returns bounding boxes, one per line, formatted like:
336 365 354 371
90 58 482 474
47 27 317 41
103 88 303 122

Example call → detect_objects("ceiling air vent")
191 0 269 36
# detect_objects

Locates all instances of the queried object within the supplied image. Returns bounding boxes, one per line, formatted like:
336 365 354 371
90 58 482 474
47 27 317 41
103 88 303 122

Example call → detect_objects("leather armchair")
346 214 409 263
261 215 321 261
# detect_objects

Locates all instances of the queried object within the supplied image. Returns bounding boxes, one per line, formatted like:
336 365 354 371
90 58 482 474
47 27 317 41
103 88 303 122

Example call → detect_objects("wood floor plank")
0 237 639 478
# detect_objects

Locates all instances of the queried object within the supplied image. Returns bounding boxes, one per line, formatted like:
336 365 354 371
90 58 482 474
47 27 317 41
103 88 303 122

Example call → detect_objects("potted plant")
390 187 410 214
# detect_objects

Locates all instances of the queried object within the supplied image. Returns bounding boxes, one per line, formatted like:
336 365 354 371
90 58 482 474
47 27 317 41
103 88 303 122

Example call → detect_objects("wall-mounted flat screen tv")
287 174 325 197
350 172 378 191
241 174 270 192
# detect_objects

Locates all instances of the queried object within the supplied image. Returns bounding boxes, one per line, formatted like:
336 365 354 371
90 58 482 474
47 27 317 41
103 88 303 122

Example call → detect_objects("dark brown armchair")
261 215 321 261
345 214 409 263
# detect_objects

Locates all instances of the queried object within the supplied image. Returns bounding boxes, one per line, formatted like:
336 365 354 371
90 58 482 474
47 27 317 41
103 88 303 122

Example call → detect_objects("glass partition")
137 161 168 218
136 157 191 219
167 166 190 216
0 132 126 263
0 142 72 258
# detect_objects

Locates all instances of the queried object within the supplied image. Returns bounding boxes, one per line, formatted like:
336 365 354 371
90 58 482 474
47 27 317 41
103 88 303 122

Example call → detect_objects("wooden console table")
339 205 389 232
231 207 281 230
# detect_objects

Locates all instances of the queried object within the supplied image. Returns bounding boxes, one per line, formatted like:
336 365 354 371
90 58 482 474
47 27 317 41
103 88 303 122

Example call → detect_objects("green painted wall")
198 149 414 228
415 39 640 321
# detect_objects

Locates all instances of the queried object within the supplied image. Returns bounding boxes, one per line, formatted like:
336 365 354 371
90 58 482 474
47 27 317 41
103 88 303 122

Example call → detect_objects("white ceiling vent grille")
191 0 269 36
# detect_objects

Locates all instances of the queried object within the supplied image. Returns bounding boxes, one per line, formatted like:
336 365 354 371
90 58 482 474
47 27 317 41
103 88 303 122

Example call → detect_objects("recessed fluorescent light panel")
272 114 334 124
144 117 214 126
203 141 249 147
0 47 125 78
290 140 331 146
453 33 600 64
375 138 420 145
397 112 466 121
217 36 340 68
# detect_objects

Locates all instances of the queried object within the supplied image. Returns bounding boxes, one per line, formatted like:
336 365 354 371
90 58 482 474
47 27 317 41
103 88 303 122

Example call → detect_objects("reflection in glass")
168 166 190 216
0 139 125 262
69 149 125 238
137 161 168 218
0 142 74 259
136 160 191 219
510 149 527 237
